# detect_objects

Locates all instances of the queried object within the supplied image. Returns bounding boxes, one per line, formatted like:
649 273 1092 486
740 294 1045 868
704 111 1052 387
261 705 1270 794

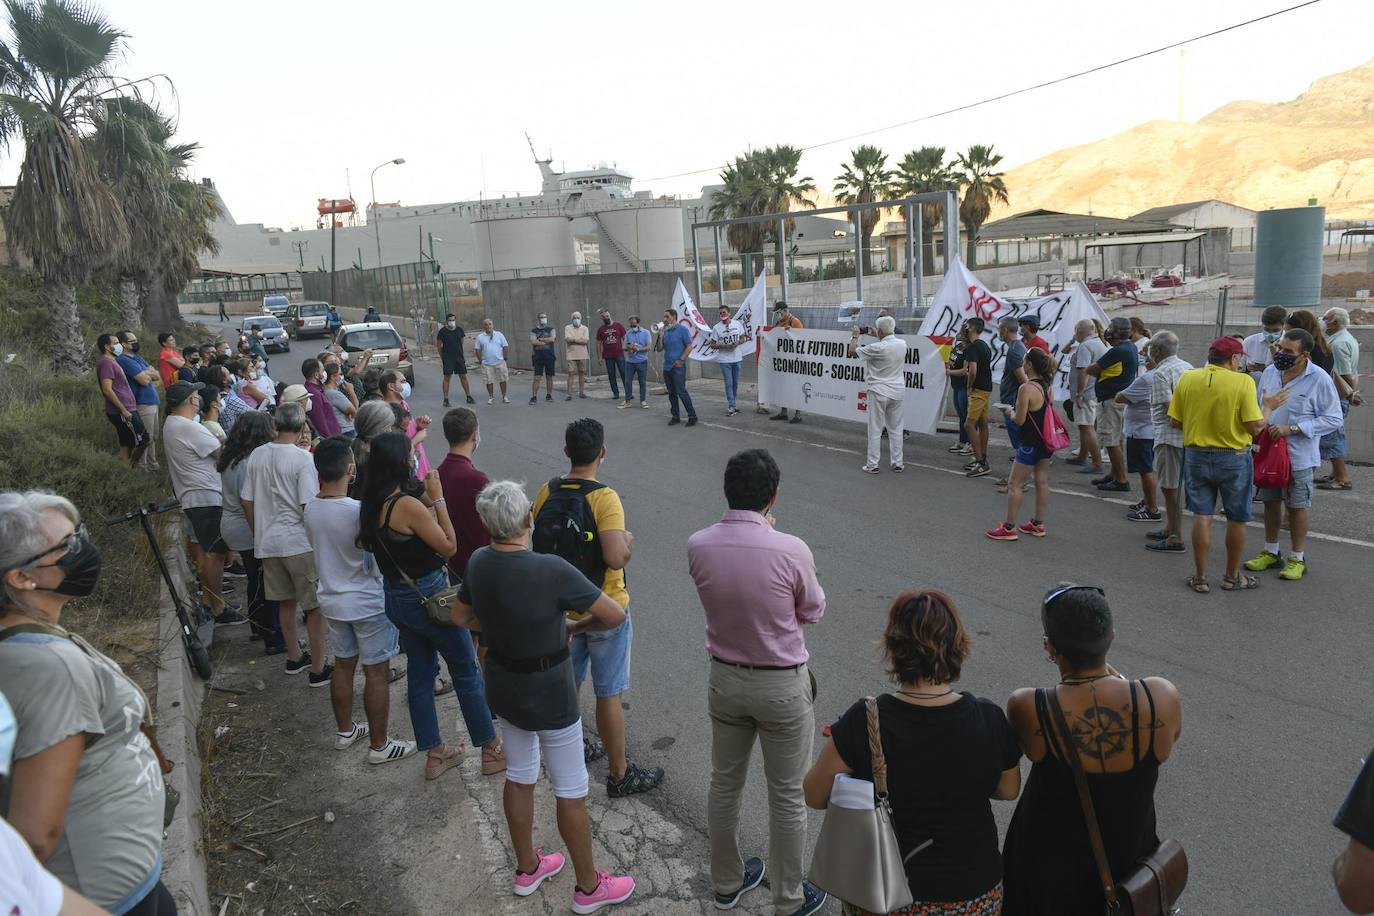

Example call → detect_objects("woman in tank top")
988 347 1059 541
1001 583 1183 914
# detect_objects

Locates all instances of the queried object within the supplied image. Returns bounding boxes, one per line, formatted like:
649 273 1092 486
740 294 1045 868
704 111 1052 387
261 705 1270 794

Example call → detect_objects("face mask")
303 397 313 413
1263 331 1282 344
472 434 480 452
0 693 14 778
127 341 140 354
602 317 611 325
400 381 412 400
36 535 103 597
112 342 124 357
1272 351 1299 370
538 318 547 327
573 318 582 327
219 398 227 411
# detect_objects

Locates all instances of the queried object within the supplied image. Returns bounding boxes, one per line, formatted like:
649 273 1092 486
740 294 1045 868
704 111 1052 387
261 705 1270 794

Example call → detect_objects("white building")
1131 199 1258 230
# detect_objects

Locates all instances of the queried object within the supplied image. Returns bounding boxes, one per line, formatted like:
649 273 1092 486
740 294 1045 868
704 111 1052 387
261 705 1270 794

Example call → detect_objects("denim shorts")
325 611 400 666
1256 465 1315 510
531 350 556 377
1319 400 1350 459
571 609 632 698
1014 444 1052 466
1183 447 1253 521
1126 437 1155 474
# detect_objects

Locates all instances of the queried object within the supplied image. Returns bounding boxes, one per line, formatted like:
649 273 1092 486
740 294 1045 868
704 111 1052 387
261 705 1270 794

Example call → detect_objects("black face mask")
603 318 611 325
37 536 103 597
126 342 140 354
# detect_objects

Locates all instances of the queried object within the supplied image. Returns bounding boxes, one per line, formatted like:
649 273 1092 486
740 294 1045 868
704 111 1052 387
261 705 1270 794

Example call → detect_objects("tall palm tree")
709 146 814 279
833 145 895 275
954 144 1010 268
143 144 222 332
895 146 956 275
0 0 132 372
756 145 815 277
709 155 767 269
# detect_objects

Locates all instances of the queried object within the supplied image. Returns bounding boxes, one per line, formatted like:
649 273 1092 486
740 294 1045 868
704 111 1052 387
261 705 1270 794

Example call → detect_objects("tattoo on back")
1060 699 1165 763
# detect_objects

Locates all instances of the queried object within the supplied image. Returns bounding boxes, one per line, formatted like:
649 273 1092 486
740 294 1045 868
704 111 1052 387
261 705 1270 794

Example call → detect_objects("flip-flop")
1316 480 1353 491
1221 574 1261 591
1185 575 1210 594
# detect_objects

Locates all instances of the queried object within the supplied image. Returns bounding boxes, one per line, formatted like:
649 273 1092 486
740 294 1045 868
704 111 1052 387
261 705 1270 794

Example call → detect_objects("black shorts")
531 351 557 377
184 506 229 554
442 355 467 376
107 411 149 449
1126 436 1156 475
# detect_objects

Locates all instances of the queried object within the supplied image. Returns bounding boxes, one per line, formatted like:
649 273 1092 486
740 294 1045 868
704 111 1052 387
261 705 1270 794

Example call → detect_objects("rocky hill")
997 58 1374 220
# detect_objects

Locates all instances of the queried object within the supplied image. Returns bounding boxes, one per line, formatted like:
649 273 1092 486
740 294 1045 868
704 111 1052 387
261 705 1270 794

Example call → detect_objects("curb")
154 517 212 916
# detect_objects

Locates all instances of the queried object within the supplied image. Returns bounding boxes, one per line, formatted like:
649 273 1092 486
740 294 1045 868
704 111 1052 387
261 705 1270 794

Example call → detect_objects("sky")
8 0 1366 230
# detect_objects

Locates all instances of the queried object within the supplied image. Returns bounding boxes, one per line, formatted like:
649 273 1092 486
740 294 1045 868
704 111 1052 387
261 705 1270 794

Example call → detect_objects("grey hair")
1149 330 1179 360
354 400 395 442
475 480 531 541
274 400 307 433
875 315 896 336
1075 318 1096 335
1325 307 1350 330
0 490 80 607
998 316 1019 333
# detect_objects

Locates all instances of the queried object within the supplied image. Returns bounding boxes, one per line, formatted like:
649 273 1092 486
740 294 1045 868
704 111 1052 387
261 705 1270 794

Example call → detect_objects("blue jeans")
1182 447 1253 522
719 362 741 409
664 363 696 419
604 356 625 398
953 386 969 444
383 568 495 751
624 361 647 401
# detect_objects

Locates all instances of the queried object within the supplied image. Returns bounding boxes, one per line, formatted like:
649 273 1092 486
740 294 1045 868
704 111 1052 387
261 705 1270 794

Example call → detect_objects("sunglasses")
1043 584 1105 609
15 523 90 569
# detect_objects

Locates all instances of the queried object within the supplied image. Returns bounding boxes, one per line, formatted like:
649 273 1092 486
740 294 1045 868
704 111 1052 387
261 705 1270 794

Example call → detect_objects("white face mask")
400 381 412 400
539 317 548 327
447 320 456 328
572 318 582 327
472 434 480 451
111 342 124 357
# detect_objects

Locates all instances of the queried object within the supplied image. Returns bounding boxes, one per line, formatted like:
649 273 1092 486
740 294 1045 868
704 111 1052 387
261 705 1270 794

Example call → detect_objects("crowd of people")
1 299 1370 915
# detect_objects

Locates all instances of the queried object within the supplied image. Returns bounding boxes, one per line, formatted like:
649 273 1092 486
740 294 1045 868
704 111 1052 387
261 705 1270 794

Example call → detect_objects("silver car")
336 322 414 386
240 315 290 353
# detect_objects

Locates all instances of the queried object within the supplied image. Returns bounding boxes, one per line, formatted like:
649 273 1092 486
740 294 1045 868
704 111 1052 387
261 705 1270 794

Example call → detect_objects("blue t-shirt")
116 354 160 406
662 324 694 365
624 327 651 364
1094 342 1139 402
999 339 1027 404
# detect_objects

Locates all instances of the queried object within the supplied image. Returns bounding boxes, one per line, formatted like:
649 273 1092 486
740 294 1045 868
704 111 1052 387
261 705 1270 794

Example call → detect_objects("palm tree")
895 146 956 275
708 155 767 273
756 145 815 277
954 144 1010 268
0 0 132 372
144 163 221 332
709 146 814 280
833 145 895 275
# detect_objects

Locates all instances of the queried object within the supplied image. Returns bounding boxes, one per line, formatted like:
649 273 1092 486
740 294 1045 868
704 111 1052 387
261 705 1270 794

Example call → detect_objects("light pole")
370 157 406 267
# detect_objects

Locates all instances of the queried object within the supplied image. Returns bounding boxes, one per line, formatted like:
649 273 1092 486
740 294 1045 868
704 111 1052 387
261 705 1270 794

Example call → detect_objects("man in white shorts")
474 318 510 404
1066 319 1107 475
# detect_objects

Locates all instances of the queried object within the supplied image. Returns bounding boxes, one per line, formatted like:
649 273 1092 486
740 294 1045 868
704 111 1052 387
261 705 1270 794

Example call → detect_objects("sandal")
1221 574 1261 591
434 676 453 697
480 740 507 776
424 744 465 781
1316 480 1353 491
1185 575 1210 594
388 665 406 684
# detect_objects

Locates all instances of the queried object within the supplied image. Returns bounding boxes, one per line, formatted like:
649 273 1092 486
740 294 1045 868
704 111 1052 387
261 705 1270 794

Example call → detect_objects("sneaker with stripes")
334 721 369 750
368 737 419 765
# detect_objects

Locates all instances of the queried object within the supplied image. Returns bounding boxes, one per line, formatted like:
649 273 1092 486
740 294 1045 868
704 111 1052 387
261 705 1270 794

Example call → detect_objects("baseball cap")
1208 336 1244 357
1017 315 1040 330
165 381 204 408
281 383 310 404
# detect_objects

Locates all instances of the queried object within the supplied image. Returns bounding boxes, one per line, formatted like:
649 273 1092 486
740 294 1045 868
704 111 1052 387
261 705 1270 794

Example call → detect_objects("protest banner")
689 272 767 363
670 278 711 335
758 328 946 433
917 258 1108 401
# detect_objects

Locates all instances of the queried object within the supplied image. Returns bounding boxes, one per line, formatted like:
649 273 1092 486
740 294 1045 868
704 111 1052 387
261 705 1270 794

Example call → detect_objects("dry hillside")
996 58 1374 220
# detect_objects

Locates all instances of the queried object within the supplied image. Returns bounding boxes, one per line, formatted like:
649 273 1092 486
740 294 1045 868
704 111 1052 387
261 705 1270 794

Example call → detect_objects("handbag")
1035 385 1072 451
374 497 461 628
1253 432 1292 489
1043 688 1188 916
808 697 914 914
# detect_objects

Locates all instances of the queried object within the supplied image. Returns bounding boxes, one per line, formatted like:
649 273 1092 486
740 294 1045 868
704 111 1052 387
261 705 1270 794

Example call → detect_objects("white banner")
689 272 767 362
917 258 1108 402
757 328 946 433
671 278 711 335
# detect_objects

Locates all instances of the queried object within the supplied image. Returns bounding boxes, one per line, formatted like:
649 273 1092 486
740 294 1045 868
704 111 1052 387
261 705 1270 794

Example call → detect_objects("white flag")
690 272 768 362
671 278 711 334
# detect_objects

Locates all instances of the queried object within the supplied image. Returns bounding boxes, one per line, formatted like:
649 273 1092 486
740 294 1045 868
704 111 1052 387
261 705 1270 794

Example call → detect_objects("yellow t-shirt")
532 479 628 616
1167 364 1262 450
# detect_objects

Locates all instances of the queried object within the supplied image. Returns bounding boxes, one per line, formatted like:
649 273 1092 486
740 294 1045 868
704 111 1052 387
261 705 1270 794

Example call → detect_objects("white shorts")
501 719 587 799
481 362 509 385
1074 395 1099 426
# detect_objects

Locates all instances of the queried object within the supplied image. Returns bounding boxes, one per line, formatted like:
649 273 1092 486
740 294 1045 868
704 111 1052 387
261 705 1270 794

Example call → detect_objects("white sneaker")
640 401 649 409
487 397 494 405
335 722 369 750
861 465 880 474
502 396 510 403
368 737 419 765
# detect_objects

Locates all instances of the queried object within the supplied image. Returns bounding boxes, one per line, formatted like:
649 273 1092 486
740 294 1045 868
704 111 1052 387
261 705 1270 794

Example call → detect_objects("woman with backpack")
988 347 1065 541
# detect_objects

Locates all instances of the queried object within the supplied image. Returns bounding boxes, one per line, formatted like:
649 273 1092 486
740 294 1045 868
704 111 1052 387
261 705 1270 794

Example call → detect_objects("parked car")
239 315 290 354
284 300 332 340
263 294 290 318
335 322 413 386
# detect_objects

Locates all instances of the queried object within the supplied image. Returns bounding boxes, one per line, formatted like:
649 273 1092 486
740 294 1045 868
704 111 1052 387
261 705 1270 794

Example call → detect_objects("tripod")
108 499 213 680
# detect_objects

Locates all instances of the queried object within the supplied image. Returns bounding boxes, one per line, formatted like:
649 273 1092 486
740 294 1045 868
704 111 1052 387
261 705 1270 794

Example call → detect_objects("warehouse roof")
978 209 1179 240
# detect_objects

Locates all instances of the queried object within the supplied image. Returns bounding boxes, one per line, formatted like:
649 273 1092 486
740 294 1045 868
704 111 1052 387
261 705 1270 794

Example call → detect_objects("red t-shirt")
596 322 625 359
437 452 491 577
1026 334 1052 355
159 347 180 389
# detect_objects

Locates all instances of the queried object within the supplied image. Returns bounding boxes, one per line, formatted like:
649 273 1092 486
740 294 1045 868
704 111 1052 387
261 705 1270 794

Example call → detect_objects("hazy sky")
8 0 1366 229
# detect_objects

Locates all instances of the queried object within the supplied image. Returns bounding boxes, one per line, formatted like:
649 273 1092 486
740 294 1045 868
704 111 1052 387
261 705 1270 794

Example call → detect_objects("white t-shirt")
710 320 746 364
303 496 385 620
1070 336 1108 400
1242 331 1277 377
0 816 64 916
857 335 908 399
163 413 223 508
241 442 319 558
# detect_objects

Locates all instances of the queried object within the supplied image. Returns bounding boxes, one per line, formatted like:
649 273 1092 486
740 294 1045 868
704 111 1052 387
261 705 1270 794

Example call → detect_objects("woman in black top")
357 432 503 781
1002 584 1183 915
805 590 1021 915
946 324 972 452
989 347 1058 541
1287 309 1335 374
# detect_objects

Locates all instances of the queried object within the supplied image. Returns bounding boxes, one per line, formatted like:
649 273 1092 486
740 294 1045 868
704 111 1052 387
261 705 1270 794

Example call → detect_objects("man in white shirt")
473 318 510 405
564 311 590 400
1145 331 1193 553
849 316 908 474
1242 306 1287 381
241 401 331 684
708 306 746 416
163 381 245 626
1066 320 1108 474
304 437 416 764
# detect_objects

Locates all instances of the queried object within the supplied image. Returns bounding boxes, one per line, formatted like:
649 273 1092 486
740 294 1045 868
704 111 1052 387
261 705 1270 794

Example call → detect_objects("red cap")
1208 336 1244 357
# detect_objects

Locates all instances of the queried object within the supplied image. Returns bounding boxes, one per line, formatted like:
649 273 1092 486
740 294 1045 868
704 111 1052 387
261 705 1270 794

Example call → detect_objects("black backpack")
532 477 608 587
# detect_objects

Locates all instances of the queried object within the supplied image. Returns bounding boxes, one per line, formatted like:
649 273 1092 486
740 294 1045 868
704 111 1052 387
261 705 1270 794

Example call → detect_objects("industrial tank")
594 204 685 273
1253 205 1325 307
473 214 575 276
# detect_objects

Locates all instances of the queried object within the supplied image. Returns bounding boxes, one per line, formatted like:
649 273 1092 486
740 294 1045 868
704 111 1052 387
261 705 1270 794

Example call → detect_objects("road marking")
697 420 1374 550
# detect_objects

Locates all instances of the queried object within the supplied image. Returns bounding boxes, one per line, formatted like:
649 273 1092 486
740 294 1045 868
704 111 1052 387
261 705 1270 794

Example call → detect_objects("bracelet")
432 498 446 507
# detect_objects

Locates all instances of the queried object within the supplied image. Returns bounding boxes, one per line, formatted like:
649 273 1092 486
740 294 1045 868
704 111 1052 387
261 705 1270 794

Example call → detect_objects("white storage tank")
473 214 575 276
594 205 685 273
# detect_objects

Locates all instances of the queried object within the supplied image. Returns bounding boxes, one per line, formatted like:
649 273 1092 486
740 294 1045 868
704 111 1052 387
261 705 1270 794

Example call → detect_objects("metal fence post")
713 227 725 308
854 210 864 304
942 190 960 270
904 202 915 312
778 217 788 305
692 226 703 307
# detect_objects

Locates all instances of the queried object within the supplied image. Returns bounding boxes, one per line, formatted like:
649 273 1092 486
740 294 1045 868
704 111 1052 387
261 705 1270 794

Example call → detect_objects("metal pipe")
691 225 703 308
914 207 925 297
778 217 788 306
904 203 915 312
854 208 864 304
713 226 725 309
942 190 960 271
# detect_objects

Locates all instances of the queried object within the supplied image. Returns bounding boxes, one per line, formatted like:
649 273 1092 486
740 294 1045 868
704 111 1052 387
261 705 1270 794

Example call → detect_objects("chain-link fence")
180 272 302 303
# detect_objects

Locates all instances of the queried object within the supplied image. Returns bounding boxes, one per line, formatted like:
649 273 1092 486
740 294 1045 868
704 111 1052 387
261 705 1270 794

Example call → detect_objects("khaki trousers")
136 403 160 469
708 659 814 914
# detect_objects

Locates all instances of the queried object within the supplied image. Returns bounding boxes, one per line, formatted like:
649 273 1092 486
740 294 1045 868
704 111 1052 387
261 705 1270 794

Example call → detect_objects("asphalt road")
192 315 1371 915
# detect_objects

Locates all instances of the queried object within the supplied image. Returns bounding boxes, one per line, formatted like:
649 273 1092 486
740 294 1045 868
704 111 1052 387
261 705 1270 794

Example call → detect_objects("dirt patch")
1323 271 1374 301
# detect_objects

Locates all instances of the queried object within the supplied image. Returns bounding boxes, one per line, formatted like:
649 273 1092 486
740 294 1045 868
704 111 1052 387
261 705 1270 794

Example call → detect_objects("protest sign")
758 328 946 433
689 272 767 362
670 278 711 334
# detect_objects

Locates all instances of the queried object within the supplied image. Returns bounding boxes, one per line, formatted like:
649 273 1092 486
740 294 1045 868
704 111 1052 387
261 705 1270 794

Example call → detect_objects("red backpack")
1253 433 1291 489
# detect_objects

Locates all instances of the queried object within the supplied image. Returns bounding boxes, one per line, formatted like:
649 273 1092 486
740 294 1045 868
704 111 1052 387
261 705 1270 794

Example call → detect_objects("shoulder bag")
1042 687 1188 916
1253 432 1292 489
375 495 461 628
1034 383 1072 451
808 696 914 914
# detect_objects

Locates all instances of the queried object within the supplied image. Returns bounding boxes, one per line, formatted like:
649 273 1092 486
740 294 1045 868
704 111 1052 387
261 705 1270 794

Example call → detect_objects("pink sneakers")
986 523 1018 541
1018 520 1047 538
572 871 636 914
513 849 565 897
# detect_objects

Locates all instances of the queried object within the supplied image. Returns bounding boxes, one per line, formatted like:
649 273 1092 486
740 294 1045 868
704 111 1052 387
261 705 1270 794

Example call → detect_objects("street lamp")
370 157 406 267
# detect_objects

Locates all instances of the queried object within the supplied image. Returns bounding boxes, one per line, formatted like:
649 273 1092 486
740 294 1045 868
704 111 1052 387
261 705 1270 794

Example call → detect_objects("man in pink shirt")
687 448 828 916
